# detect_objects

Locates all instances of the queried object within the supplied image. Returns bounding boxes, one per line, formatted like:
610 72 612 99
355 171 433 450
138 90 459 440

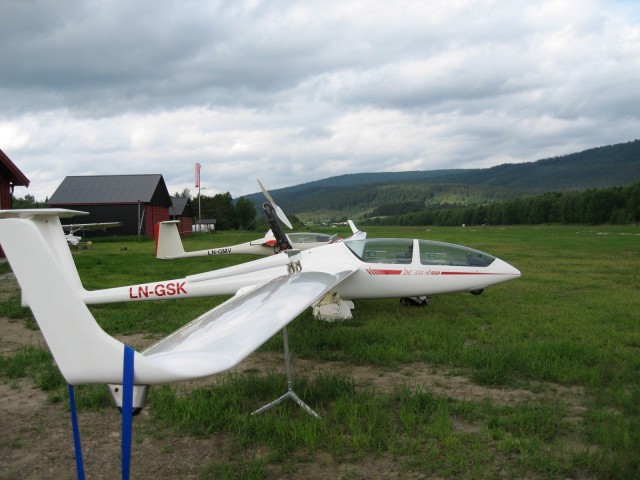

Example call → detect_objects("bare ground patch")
234 351 586 417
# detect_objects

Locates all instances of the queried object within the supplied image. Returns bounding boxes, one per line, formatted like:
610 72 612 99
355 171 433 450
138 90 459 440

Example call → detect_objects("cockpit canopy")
344 238 495 267
287 232 335 244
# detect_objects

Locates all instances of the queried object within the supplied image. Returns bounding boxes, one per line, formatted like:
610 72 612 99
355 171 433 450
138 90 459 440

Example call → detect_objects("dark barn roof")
48 174 172 207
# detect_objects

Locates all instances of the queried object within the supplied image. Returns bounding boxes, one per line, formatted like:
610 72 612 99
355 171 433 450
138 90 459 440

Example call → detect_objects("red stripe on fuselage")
366 268 402 275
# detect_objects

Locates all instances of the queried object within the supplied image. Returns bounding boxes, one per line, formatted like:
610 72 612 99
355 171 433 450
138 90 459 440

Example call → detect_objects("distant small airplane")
62 221 122 248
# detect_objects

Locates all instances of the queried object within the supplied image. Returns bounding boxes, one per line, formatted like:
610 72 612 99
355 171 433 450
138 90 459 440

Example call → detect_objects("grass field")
1 224 639 478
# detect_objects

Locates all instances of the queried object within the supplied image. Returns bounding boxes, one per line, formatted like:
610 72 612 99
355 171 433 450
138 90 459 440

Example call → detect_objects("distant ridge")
243 139 640 219
276 169 469 192
431 140 640 191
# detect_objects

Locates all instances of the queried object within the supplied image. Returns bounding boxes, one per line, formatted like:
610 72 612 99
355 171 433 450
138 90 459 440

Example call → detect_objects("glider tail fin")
0 214 127 385
0 209 87 305
347 220 367 240
155 221 186 259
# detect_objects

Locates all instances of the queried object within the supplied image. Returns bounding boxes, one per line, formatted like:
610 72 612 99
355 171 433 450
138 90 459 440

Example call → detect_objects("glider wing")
141 266 356 382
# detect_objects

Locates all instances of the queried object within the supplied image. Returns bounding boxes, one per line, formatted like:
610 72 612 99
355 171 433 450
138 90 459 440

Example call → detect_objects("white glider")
63 221 122 247
0 208 519 402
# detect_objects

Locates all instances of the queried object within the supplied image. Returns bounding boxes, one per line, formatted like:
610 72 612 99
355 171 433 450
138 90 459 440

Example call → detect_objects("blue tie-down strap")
122 344 135 480
67 344 135 480
68 384 86 480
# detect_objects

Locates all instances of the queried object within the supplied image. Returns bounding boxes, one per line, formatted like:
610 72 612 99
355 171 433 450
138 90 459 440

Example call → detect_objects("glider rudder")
0 209 87 305
155 220 186 259
0 216 129 385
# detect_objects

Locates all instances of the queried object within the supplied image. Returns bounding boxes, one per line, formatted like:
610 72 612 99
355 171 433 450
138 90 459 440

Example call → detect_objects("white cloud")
0 0 638 201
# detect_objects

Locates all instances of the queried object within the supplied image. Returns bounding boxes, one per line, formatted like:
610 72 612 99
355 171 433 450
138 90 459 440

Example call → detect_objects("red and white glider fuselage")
86 237 520 304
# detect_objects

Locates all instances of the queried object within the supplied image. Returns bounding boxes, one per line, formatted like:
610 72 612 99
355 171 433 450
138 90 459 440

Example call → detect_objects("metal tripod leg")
251 326 319 418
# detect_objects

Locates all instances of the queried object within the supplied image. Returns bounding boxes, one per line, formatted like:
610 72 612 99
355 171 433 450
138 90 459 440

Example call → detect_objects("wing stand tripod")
251 325 319 418
251 201 320 418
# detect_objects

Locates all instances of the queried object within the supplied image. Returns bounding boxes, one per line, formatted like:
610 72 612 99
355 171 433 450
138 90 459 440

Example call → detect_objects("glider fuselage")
85 238 520 304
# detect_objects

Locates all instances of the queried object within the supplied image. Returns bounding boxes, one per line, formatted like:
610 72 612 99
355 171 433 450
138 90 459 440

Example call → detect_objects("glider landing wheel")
400 296 429 307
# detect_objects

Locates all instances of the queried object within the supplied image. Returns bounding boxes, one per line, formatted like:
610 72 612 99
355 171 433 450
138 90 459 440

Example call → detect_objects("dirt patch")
0 317 45 356
0 380 232 479
235 351 586 417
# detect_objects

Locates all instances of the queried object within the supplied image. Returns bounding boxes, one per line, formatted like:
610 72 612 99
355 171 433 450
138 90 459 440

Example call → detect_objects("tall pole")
195 162 202 232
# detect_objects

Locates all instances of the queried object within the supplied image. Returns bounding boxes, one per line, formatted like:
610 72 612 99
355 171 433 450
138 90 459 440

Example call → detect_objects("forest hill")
364 182 640 226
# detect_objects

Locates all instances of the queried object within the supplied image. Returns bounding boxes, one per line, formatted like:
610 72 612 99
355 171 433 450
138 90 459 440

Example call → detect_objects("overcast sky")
1 0 639 202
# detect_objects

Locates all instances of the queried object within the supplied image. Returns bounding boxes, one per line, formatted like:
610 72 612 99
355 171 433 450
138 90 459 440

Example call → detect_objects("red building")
48 174 177 238
0 148 31 257
168 196 194 237
0 148 30 210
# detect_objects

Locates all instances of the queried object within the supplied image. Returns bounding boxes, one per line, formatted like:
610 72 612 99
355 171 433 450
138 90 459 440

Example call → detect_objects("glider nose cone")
494 258 521 278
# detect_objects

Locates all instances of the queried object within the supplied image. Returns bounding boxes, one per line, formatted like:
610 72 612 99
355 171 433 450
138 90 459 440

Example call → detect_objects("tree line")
363 183 640 226
177 190 259 231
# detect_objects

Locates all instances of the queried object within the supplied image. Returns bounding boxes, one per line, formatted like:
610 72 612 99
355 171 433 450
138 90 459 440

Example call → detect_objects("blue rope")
67 345 135 479
122 345 135 480
68 384 86 480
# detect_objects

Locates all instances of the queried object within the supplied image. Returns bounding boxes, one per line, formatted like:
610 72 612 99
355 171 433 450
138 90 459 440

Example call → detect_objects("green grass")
1 224 639 478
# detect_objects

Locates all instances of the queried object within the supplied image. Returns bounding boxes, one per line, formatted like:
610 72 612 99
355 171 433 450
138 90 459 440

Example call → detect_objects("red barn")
48 174 174 238
0 148 31 257
168 196 195 237
0 148 30 210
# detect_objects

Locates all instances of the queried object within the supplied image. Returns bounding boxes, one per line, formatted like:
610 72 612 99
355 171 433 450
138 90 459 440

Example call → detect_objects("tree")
173 188 191 198
235 197 257 230
624 183 640 222
209 192 235 230
12 194 45 209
